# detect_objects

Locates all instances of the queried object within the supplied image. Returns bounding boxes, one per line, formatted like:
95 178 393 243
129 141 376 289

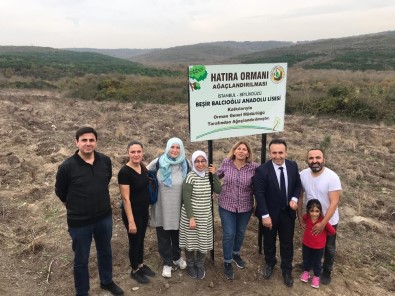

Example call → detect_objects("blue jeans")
68 215 113 296
219 207 252 263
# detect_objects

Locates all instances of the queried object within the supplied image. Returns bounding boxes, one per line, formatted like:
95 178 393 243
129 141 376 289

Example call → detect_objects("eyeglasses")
194 159 207 164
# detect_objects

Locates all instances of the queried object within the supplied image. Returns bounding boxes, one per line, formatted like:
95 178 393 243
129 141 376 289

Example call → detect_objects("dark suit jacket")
253 159 301 225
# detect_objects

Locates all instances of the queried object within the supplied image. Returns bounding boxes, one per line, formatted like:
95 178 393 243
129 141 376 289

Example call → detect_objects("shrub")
97 78 121 91
320 135 331 151
316 96 345 114
286 75 395 124
342 96 378 120
328 85 350 97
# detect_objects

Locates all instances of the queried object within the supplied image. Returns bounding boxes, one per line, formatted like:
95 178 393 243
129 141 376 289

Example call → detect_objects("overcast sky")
1 0 394 49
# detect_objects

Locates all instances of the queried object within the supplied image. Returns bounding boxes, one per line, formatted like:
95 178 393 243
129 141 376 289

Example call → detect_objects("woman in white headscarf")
179 150 222 280
147 137 189 278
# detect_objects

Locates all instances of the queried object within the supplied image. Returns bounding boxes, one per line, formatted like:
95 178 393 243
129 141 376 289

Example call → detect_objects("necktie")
279 167 287 206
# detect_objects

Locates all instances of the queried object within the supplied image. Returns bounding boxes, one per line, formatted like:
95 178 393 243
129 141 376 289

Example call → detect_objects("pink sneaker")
311 276 320 288
300 271 310 282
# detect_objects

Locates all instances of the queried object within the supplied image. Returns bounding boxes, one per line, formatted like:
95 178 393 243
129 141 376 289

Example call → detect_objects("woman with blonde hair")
217 140 259 280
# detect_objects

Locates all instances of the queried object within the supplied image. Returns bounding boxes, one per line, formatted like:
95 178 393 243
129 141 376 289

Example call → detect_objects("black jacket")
253 159 301 225
55 150 112 227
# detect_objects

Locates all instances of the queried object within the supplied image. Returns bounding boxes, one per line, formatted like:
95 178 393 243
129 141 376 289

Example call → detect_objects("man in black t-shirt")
55 127 123 296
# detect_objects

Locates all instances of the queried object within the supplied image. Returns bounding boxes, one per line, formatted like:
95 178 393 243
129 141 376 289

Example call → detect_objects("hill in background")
0 31 394 123
63 47 158 60
65 41 292 66
116 41 293 66
64 31 395 71
0 46 179 80
1 31 394 77
232 31 395 71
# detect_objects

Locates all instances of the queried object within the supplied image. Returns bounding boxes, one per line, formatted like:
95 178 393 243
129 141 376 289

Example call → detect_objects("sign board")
188 63 287 142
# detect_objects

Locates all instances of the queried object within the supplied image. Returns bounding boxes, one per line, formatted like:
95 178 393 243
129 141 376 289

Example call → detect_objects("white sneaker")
173 257 187 270
162 265 172 278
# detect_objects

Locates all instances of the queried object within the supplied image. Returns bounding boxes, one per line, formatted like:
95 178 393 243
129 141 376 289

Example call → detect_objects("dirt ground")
0 89 394 296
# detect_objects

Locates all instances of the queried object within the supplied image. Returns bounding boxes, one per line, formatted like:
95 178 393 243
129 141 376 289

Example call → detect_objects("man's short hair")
307 148 325 158
76 127 98 141
269 138 287 150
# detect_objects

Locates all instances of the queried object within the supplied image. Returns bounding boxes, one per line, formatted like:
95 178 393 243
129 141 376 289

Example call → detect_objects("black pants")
185 250 206 267
302 244 324 276
262 209 295 274
122 206 149 270
323 224 337 272
156 227 181 266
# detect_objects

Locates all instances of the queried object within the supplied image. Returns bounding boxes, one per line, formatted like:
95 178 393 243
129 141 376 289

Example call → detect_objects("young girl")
300 199 336 289
179 150 222 280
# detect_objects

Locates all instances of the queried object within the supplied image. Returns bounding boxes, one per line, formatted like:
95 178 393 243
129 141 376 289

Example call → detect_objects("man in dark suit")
253 139 301 287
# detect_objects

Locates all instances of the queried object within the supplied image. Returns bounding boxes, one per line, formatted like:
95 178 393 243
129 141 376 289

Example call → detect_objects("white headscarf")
191 150 208 177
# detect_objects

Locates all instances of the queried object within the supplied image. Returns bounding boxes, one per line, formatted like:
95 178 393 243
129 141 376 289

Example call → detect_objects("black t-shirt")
118 165 150 208
55 150 112 227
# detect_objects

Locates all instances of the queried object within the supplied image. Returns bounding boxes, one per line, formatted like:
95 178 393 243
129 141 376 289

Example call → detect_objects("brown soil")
0 89 394 296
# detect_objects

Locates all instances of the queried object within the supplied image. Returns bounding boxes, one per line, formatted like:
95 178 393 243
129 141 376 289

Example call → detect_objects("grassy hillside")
285 68 395 124
127 41 292 66
64 47 158 59
0 46 184 103
0 34 394 123
233 31 395 71
72 32 394 71
0 46 180 80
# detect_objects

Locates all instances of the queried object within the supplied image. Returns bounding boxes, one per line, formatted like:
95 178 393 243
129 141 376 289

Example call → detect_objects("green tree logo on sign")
189 65 208 91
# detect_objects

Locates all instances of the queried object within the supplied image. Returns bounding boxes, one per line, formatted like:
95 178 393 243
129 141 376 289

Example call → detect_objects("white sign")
188 63 287 142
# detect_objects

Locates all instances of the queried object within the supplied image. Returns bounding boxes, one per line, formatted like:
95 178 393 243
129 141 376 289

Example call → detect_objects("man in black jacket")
253 139 301 287
55 127 123 296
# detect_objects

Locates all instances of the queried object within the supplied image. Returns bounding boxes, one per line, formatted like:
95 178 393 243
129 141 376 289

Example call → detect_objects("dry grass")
0 89 394 295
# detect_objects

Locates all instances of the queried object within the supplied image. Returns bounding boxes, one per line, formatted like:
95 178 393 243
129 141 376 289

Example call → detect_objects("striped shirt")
217 158 259 213
179 172 216 252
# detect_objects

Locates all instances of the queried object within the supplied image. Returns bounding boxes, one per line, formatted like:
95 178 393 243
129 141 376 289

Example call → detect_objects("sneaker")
311 276 320 288
300 271 310 282
100 281 124 295
187 265 198 279
131 269 150 284
173 257 187 270
232 254 246 269
320 269 331 285
196 266 206 280
224 262 234 280
162 265 172 278
139 264 156 277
